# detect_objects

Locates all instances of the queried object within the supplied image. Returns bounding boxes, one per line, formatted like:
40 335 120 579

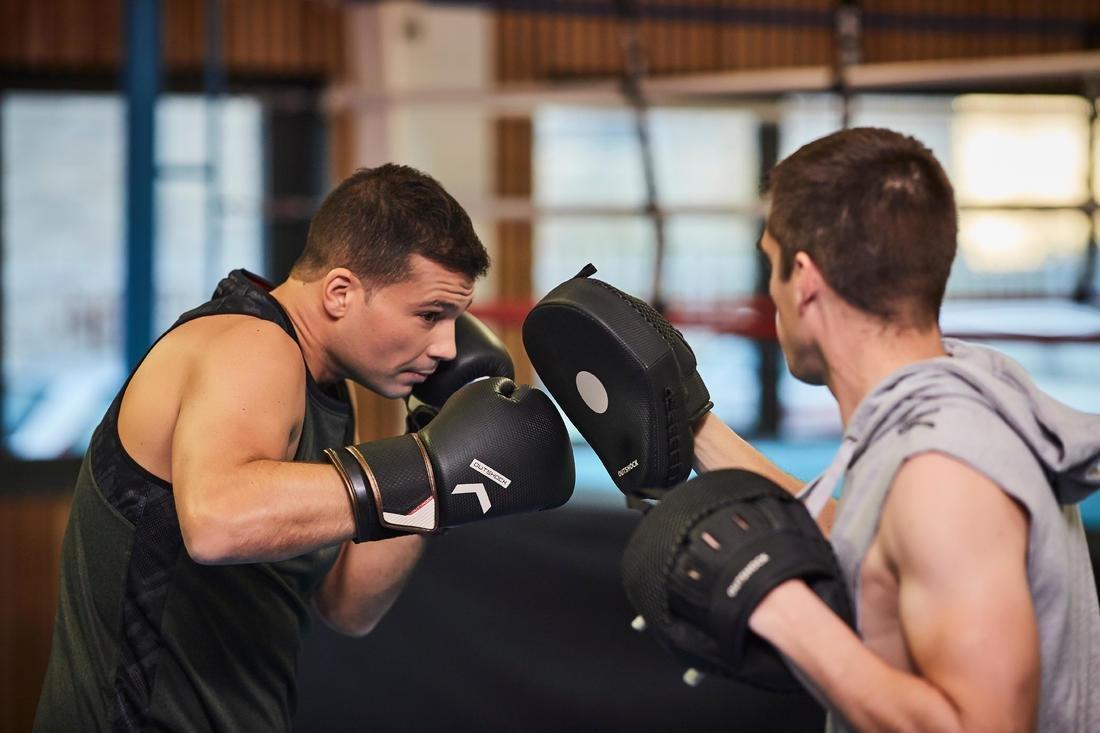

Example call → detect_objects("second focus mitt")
621 469 853 691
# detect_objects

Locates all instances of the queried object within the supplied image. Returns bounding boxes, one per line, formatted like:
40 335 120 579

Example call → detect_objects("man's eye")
419 311 442 323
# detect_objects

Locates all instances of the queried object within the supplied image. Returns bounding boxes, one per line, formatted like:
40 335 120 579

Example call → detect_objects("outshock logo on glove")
617 459 640 478
726 552 771 599
470 459 511 488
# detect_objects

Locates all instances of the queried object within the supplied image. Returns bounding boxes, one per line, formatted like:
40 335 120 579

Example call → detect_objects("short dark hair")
765 127 957 327
292 164 490 287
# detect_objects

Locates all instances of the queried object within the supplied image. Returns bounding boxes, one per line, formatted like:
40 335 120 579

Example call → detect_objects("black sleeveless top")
35 270 354 732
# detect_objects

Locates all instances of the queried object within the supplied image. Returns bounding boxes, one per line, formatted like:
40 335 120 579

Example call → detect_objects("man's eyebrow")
416 299 465 311
754 235 763 253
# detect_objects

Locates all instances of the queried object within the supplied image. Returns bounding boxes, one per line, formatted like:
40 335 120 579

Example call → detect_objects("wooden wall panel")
351 386 404 444
56 0 90 66
284 0 305 71
93 0 125 67
0 492 72 733
3 0 1097 84
859 0 1095 62
0 1 16 66
495 117 534 200
495 219 535 386
163 0 200 69
494 0 1099 83
492 117 535 385
0 0 344 80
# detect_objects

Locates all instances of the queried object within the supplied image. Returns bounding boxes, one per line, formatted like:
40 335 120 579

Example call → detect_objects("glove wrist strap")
323 447 374 543
348 434 440 534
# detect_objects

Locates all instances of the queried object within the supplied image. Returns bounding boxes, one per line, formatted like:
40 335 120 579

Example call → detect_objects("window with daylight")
533 94 1100 454
533 105 764 434
2 91 264 459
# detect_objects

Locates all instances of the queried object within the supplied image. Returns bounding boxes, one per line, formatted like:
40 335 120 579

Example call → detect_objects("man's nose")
426 319 458 362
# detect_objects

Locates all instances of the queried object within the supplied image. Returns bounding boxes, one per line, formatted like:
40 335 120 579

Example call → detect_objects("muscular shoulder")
888 451 1019 510
182 315 304 384
123 315 304 436
865 395 1044 508
879 394 1017 451
179 315 307 432
880 451 1030 569
160 310 297 387
172 316 308 470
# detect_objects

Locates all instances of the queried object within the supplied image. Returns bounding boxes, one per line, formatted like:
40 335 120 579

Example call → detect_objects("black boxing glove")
621 470 853 691
326 377 574 542
406 313 514 432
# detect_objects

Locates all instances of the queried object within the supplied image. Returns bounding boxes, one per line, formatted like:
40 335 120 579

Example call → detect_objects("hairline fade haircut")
291 164 490 289
764 127 958 328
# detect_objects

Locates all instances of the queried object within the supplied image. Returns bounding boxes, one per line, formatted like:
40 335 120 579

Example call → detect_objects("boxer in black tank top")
36 271 354 730
35 165 499 731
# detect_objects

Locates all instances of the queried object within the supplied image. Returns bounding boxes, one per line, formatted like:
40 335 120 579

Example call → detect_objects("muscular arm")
313 380 426 636
750 452 1038 733
693 412 837 535
172 321 356 564
315 535 425 636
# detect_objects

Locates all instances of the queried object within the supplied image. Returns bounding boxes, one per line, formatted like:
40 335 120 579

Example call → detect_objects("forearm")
179 459 356 564
751 582 964 733
693 413 803 494
315 535 426 636
692 414 837 534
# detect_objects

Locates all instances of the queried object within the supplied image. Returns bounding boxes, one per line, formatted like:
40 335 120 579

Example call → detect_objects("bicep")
883 452 1039 730
172 324 305 508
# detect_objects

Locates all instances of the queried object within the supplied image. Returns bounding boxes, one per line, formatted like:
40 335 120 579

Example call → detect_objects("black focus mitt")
522 265 712 500
621 469 853 691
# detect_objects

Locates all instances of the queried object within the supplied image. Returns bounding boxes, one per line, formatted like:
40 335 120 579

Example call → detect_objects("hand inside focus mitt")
621 469 853 692
523 264 712 503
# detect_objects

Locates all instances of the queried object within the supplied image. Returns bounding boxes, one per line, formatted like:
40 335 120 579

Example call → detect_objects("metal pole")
836 1 862 129
754 122 782 438
613 0 668 311
0 100 7 457
124 0 161 368
204 0 225 290
1074 75 1098 303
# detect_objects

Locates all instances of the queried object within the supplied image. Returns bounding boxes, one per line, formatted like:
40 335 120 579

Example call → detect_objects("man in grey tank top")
682 127 1100 731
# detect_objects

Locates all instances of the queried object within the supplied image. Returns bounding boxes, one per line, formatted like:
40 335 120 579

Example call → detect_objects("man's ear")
320 268 360 319
792 251 823 311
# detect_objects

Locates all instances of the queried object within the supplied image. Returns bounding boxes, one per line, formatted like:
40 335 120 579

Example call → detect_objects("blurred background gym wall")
2 1 1100 730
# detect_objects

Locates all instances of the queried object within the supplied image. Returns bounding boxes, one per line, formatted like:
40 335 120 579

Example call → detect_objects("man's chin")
791 369 826 387
780 341 826 386
384 382 415 399
355 376 413 400
788 359 826 386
